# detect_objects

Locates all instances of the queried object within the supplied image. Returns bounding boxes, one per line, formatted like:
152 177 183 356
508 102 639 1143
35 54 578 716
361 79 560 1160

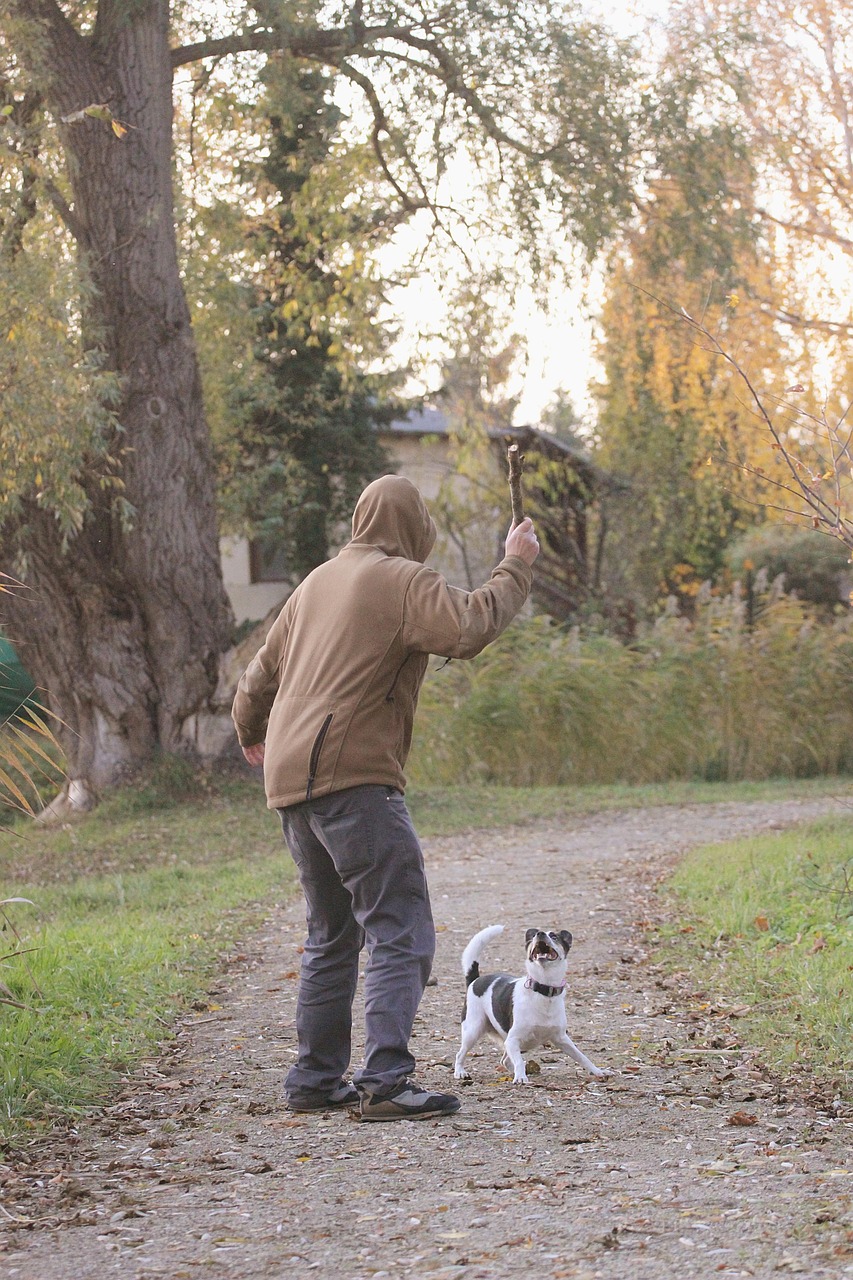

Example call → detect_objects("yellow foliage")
594 170 803 600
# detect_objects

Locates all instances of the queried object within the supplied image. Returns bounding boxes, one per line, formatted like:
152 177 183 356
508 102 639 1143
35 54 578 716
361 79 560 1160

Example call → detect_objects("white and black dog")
453 925 608 1085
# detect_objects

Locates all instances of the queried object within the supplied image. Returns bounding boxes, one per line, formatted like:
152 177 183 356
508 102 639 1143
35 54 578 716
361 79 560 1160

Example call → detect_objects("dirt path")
2 798 852 1280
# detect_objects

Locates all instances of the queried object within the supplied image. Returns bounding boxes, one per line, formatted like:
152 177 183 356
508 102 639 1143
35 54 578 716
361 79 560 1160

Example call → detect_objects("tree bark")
1 1 233 787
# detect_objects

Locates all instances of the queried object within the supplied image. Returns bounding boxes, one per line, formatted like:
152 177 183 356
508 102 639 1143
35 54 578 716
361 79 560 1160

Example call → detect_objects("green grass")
1 858 288 1129
661 813 853 1090
0 768 291 1137
1 768 851 1140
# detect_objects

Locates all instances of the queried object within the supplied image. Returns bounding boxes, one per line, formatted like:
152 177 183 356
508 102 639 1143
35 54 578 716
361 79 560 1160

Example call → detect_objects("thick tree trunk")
0 1 233 788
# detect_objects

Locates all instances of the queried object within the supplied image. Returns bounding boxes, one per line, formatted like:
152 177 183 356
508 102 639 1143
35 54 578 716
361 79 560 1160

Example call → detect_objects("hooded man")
233 474 539 1120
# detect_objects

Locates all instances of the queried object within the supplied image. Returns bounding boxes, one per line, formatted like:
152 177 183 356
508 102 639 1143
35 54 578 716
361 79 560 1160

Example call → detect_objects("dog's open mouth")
530 940 560 962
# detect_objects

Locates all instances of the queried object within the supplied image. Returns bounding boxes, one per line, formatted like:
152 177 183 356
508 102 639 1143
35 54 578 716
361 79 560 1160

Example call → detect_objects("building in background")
221 405 601 626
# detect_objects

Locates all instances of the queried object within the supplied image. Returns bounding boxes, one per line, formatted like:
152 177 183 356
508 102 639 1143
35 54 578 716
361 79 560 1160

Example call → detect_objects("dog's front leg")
554 1031 609 1079
503 1036 529 1084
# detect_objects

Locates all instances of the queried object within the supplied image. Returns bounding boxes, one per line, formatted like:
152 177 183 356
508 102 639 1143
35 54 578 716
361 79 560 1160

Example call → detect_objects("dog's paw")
453 1069 471 1081
512 1074 530 1085
589 1066 610 1080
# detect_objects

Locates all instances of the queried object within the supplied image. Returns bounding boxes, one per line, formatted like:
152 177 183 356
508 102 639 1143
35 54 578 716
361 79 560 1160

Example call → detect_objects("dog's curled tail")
461 924 504 987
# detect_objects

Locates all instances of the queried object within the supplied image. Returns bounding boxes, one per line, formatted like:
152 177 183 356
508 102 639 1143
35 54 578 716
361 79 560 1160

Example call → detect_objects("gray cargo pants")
278 784 435 1098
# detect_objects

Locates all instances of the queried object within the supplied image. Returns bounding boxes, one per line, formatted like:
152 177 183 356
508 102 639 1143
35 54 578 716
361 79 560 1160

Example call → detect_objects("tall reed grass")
410 590 853 786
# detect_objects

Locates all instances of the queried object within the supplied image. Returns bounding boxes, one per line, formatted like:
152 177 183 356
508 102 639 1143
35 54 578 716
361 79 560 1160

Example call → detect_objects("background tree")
726 523 851 613
428 281 604 618
427 276 521 589
0 0 644 795
668 0 852 359
593 119 795 613
209 60 397 584
633 0 853 564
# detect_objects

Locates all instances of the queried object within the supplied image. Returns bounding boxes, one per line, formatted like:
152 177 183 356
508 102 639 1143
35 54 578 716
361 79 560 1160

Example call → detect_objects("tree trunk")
1 1 233 788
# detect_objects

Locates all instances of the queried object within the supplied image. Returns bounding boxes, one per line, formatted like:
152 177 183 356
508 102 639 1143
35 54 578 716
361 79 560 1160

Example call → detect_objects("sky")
382 240 605 429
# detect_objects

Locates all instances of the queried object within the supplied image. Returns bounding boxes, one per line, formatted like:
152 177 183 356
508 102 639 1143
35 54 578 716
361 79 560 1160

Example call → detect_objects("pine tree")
221 64 395 583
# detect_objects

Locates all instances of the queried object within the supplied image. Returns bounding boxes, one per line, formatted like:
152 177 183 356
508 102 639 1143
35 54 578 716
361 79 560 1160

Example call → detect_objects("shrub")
726 524 851 610
409 591 853 786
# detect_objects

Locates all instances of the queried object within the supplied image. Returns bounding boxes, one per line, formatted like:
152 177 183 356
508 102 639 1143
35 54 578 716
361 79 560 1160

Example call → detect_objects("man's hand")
505 517 539 566
242 743 265 767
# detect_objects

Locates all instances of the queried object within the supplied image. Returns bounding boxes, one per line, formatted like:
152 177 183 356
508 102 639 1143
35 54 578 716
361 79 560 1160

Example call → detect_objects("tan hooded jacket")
232 475 533 809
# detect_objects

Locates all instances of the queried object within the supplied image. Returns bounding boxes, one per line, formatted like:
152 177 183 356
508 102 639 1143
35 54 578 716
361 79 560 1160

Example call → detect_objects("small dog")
453 924 607 1085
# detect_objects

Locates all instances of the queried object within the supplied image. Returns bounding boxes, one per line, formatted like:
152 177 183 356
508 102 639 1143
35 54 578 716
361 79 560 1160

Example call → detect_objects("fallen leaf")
727 1111 758 1127
700 1160 739 1175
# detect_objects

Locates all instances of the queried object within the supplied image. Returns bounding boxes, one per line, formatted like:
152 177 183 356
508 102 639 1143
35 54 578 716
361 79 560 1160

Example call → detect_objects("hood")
349 475 437 563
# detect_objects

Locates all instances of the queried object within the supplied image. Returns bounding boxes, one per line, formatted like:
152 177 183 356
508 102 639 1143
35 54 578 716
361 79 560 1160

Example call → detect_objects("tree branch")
4 0 98 116
171 24 406 70
757 301 853 337
755 204 853 255
38 170 89 245
634 284 853 550
171 20 554 167
379 30 555 161
338 60 432 215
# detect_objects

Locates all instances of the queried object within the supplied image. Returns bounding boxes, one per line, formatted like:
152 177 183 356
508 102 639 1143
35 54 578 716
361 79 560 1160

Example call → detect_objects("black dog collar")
525 977 565 997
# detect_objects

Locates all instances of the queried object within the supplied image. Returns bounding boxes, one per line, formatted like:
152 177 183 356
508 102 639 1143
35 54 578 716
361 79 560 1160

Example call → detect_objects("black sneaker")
360 1079 461 1122
286 1081 360 1113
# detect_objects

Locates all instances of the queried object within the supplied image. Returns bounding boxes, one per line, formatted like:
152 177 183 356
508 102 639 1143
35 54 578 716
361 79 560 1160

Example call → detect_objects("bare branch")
634 283 853 551
755 205 853 257
754 293 853 337
38 169 88 244
337 60 432 216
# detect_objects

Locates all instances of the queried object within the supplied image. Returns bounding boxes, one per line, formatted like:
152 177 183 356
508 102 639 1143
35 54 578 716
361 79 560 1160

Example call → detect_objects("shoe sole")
286 1098 361 1113
360 1105 461 1123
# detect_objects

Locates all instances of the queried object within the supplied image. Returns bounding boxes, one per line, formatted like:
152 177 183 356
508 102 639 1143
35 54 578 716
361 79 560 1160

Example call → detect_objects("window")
249 537 290 583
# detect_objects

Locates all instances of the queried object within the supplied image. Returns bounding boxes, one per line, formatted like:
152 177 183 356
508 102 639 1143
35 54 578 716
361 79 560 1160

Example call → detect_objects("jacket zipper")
385 657 410 703
306 713 333 800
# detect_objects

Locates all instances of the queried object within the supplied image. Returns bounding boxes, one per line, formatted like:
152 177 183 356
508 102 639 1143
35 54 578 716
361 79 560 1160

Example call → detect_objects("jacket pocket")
306 712 334 800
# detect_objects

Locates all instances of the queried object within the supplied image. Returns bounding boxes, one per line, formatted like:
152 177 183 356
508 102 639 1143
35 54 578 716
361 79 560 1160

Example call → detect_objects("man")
232 474 539 1121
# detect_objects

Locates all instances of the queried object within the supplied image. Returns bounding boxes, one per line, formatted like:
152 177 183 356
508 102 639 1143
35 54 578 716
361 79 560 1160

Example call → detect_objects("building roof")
382 404 598 477
383 404 453 436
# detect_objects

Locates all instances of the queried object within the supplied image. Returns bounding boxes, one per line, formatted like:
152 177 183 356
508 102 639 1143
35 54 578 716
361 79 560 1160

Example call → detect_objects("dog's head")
524 928 572 979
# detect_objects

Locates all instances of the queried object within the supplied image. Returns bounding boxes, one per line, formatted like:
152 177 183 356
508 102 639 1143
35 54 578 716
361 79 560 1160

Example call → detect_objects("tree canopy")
0 0 652 790
592 0 853 611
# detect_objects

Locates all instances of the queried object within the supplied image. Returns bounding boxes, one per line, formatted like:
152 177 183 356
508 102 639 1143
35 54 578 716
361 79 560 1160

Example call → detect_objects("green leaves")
0 226 121 539
183 60 398 579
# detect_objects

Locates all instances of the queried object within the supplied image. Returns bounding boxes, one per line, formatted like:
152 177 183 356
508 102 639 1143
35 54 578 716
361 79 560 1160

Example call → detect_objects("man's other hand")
242 743 266 767
505 517 540 566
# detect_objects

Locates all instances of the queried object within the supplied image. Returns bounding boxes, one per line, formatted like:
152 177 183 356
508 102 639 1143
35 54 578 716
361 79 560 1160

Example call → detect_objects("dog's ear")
557 930 573 953
525 928 538 946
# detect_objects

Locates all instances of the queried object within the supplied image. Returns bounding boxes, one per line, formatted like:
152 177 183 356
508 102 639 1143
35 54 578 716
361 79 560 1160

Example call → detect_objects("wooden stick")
507 444 525 524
